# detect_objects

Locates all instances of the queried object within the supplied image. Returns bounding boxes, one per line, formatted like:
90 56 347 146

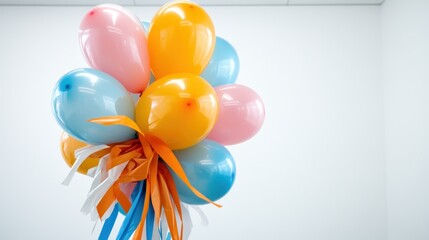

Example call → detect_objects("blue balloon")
201 37 240 87
171 140 236 205
141 20 156 85
141 21 150 33
52 68 136 145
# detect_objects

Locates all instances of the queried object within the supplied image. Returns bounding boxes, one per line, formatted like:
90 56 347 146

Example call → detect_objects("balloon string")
90 115 221 207
90 115 220 240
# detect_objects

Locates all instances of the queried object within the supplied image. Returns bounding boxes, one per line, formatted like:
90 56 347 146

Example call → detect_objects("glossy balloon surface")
141 21 150 34
141 20 156 85
208 84 265 145
135 73 218 150
60 132 108 175
52 68 136 145
171 140 236 205
202 37 240 87
79 4 150 93
148 1 215 79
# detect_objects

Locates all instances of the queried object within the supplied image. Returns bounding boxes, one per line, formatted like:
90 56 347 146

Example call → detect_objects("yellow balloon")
60 132 109 175
136 73 219 150
148 1 216 79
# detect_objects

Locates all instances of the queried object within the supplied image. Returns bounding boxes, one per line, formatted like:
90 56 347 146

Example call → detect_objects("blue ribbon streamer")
98 181 174 240
117 181 145 240
158 221 163 239
98 204 119 240
158 225 172 240
146 202 155 239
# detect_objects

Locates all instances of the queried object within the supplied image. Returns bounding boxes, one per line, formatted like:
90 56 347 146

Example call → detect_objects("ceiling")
0 0 385 6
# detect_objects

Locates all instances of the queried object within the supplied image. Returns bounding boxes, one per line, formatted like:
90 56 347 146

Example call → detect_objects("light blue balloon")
141 21 150 33
141 20 156 85
52 68 136 145
170 140 236 205
201 37 240 87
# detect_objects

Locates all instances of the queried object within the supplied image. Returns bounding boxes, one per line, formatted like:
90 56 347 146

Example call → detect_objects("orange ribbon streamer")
89 115 221 240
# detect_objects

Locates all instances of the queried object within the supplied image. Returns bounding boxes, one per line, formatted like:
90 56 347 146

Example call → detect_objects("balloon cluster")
52 2 264 240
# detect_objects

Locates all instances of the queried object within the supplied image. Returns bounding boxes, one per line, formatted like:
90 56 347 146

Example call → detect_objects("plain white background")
0 0 427 239
382 0 429 239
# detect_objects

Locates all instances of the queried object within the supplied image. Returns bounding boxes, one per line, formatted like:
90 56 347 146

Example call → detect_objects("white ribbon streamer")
91 219 99 234
62 144 109 185
190 205 208 227
88 154 109 194
160 210 170 240
151 224 161 240
181 203 193 240
61 144 211 240
81 159 128 216
155 203 193 240
86 166 97 178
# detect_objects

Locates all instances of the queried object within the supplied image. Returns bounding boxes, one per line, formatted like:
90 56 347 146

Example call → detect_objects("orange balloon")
60 132 109 175
148 1 216 79
135 73 219 150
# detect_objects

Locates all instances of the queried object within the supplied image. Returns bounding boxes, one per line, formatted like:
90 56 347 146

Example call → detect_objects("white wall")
0 5 386 240
382 0 429 239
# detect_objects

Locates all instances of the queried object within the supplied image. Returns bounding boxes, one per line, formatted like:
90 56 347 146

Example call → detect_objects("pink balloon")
208 84 265 145
79 4 150 93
